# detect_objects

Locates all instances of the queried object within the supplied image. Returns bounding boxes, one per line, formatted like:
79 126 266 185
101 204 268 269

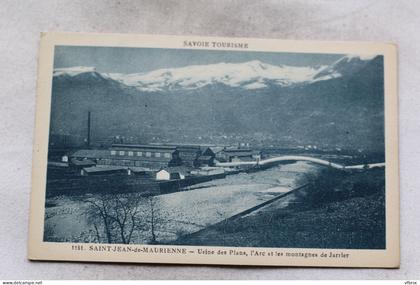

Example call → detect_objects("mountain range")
50 54 384 152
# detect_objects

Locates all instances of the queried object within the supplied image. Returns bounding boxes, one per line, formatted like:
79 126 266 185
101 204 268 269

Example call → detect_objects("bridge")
215 155 385 170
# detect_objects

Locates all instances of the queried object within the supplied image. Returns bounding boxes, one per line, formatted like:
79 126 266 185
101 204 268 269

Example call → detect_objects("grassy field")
175 167 386 249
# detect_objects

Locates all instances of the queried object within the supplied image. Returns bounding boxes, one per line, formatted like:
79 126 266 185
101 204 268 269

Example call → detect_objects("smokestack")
87 111 91 147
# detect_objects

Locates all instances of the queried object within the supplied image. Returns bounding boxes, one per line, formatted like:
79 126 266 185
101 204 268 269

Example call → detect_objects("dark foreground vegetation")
175 167 386 249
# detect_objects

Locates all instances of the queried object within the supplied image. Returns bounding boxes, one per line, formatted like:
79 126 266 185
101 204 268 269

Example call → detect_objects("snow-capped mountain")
313 54 378 81
106 60 326 91
50 54 384 151
53 66 97 77
53 55 379 92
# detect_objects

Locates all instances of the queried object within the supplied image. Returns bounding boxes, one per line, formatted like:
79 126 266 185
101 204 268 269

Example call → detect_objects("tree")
146 195 164 244
85 193 167 244
85 193 146 244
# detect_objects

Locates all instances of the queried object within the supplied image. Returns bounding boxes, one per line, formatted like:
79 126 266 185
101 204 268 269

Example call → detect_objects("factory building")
69 144 182 170
216 148 261 162
104 144 182 169
68 143 217 172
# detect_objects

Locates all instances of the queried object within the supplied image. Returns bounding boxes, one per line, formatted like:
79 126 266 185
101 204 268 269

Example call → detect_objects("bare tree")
85 193 166 245
85 196 113 243
85 193 146 244
146 196 162 244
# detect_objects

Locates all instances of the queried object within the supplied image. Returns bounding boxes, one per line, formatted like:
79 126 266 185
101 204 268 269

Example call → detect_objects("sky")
53 45 345 74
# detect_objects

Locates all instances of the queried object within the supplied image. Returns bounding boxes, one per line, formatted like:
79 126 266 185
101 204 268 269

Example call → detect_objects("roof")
82 166 126 173
177 149 200 154
223 148 253 153
112 144 177 152
159 166 192 175
147 144 216 155
70 158 96 166
151 143 220 148
200 166 223 170
176 145 202 151
200 147 216 157
225 151 253 157
210 147 225 154
129 167 152 172
70 149 109 159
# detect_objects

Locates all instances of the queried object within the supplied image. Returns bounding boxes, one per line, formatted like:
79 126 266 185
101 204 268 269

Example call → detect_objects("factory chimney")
87 111 91 147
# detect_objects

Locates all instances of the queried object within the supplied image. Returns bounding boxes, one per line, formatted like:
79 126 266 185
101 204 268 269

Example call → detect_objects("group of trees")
293 167 385 210
84 193 163 244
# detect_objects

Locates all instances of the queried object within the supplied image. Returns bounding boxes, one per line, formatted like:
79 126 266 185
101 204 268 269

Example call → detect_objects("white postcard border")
28 32 399 268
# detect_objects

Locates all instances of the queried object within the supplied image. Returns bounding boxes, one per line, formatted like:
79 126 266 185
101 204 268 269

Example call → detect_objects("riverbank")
174 168 385 249
44 162 321 243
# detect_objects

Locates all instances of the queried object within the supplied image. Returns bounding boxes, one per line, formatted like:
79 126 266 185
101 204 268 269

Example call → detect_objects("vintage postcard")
28 32 399 267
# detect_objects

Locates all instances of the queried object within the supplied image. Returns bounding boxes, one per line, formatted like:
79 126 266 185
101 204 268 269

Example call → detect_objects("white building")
156 168 187 180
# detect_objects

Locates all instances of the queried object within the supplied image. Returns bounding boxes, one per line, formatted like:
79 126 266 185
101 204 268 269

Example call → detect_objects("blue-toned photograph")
44 46 386 249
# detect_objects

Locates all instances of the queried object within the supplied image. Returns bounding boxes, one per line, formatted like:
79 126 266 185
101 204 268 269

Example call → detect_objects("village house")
128 166 153 177
196 155 215 167
216 148 258 162
175 145 202 167
155 166 191 181
175 145 216 167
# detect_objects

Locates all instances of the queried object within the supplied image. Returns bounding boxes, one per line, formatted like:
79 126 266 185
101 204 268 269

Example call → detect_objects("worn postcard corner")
28 32 399 268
